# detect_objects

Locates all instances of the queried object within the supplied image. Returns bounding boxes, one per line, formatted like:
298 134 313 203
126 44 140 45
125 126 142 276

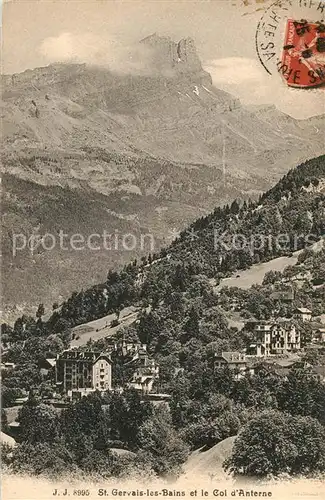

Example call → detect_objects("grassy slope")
214 253 301 291
183 436 236 478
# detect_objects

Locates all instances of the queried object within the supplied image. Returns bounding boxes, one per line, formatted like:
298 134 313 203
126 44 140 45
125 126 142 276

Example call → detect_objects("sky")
2 0 325 118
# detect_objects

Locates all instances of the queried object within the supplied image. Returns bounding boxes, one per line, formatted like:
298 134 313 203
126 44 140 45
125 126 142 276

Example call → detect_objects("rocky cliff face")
139 34 208 78
1 35 324 315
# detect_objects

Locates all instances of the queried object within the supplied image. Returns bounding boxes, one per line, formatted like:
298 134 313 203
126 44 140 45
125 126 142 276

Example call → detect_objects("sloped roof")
94 353 112 364
274 366 291 376
45 358 56 367
218 351 246 363
273 359 297 368
110 448 136 458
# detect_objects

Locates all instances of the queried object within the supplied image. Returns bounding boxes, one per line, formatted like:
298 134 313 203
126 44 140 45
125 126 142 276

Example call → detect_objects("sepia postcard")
1 0 325 499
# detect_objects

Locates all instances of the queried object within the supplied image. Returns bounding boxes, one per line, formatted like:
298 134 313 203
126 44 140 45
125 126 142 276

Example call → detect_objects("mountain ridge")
1 36 324 313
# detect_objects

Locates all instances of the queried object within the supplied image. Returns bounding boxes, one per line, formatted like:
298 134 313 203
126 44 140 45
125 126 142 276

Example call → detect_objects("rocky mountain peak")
140 33 203 75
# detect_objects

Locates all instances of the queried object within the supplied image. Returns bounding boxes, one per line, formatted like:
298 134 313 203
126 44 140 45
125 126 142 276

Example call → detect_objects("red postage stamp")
281 19 325 88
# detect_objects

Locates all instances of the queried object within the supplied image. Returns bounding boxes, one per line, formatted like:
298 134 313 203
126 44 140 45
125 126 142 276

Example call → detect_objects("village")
2 302 325 443
215 306 325 381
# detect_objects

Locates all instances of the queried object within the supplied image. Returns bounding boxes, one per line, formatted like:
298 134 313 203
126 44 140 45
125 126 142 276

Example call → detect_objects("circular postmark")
256 0 325 87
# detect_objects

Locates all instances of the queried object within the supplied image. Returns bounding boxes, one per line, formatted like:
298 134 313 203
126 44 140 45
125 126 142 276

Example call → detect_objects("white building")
93 354 112 391
252 321 300 357
128 357 159 395
294 307 312 322
56 350 112 394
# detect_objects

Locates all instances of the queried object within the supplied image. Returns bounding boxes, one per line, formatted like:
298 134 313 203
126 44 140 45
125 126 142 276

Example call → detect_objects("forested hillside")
2 155 325 481
42 154 325 327
2 155 324 352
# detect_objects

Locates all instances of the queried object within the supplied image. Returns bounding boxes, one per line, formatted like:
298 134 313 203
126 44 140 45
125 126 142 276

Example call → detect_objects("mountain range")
1 34 324 317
